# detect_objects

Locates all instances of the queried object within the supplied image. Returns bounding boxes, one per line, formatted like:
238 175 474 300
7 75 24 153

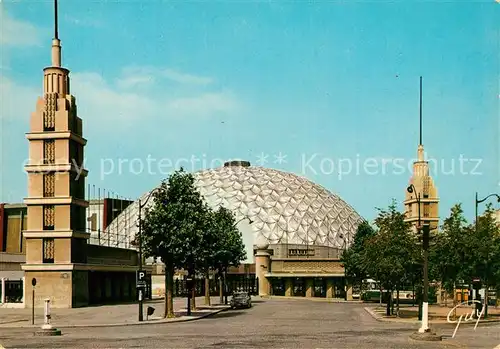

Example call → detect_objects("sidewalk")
365 304 500 324
267 296 362 303
0 297 229 329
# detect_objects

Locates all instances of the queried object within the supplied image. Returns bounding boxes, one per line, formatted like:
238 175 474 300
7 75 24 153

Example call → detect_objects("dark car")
230 291 252 309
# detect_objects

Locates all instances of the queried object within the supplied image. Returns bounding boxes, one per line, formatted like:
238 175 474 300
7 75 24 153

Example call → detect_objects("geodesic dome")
102 161 364 255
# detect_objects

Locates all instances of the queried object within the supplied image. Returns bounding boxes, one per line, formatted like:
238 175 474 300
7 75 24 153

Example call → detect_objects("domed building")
103 161 364 299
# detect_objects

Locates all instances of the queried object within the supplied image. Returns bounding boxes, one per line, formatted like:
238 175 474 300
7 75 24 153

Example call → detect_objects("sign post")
34 298 61 336
136 270 146 321
31 278 36 325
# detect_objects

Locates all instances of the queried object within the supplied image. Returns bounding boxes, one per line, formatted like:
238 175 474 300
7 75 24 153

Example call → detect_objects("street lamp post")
407 184 430 333
474 192 500 319
136 190 156 322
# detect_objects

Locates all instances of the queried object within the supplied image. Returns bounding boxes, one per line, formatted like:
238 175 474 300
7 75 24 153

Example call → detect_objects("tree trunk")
164 262 175 318
412 283 415 307
396 289 400 317
484 281 488 319
391 291 395 316
204 270 211 306
386 291 391 316
191 279 196 310
453 282 457 320
219 273 224 304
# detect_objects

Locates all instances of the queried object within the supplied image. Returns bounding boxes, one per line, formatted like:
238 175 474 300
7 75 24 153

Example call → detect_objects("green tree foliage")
198 206 246 305
141 168 208 318
361 200 418 315
209 206 246 303
430 203 500 316
341 221 376 290
212 207 246 272
465 203 500 316
429 204 468 299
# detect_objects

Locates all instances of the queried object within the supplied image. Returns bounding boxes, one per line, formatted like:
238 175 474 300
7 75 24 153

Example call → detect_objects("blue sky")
0 0 498 223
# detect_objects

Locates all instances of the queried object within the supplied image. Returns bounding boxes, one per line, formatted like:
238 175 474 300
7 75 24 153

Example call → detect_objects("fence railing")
172 276 257 297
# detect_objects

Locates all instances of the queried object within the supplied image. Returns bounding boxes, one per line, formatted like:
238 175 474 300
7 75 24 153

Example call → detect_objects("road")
0 299 499 348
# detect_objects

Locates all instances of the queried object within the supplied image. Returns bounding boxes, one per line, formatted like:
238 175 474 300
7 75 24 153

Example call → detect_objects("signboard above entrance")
288 249 315 257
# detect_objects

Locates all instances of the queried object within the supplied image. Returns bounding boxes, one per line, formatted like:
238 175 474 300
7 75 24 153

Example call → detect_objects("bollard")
34 298 61 336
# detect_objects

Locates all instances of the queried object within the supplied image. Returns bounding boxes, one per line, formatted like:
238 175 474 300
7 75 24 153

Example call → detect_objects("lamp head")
407 185 414 194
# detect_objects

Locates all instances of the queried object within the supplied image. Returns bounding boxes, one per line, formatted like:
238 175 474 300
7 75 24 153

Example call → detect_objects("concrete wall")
270 258 344 274
24 270 74 308
87 245 138 266
0 253 25 279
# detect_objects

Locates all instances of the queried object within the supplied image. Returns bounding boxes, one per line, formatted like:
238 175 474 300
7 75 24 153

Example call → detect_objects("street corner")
363 306 420 324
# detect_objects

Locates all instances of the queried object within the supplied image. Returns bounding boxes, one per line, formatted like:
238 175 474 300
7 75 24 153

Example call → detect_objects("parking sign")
136 270 146 288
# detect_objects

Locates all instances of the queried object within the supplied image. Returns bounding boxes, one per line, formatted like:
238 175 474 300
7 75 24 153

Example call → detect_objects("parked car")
230 291 252 309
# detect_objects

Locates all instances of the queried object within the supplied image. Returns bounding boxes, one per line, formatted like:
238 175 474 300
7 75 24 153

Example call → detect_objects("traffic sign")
136 270 147 288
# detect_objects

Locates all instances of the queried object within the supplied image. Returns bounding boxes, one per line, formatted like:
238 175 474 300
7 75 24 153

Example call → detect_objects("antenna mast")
419 76 423 146
54 0 59 39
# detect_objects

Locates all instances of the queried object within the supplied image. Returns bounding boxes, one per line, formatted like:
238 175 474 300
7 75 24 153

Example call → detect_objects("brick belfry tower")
23 0 90 308
404 77 439 231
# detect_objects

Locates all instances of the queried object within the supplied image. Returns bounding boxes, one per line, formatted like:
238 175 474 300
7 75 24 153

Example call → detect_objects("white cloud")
162 68 213 85
168 92 239 115
70 68 239 126
0 78 39 121
0 66 239 130
117 66 213 89
64 14 103 28
0 9 41 47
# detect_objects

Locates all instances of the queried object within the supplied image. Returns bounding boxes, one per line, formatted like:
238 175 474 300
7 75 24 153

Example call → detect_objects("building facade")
0 4 143 308
106 160 364 300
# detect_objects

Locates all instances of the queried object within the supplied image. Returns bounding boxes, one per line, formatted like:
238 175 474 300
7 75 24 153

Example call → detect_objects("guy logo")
447 300 485 338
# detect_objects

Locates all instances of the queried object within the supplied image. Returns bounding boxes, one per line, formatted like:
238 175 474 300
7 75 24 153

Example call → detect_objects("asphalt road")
0 299 499 348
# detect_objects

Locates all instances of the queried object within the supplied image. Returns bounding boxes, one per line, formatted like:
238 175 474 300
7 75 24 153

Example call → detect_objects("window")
43 140 55 164
42 238 55 263
424 203 430 218
43 93 56 131
43 173 55 197
43 205 55 230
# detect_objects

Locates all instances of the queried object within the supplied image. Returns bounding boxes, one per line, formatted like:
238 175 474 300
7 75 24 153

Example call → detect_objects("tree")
429 204 468 307
198 207 221 306
362 200 418 316
341 221 376 294
141 168 209 318
212 207 246 303
466 203 500 318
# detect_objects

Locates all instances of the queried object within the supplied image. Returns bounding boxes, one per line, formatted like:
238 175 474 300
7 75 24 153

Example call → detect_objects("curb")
0 306 231 329
364 307 500 325
267 296 362 303
363 307 419 323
